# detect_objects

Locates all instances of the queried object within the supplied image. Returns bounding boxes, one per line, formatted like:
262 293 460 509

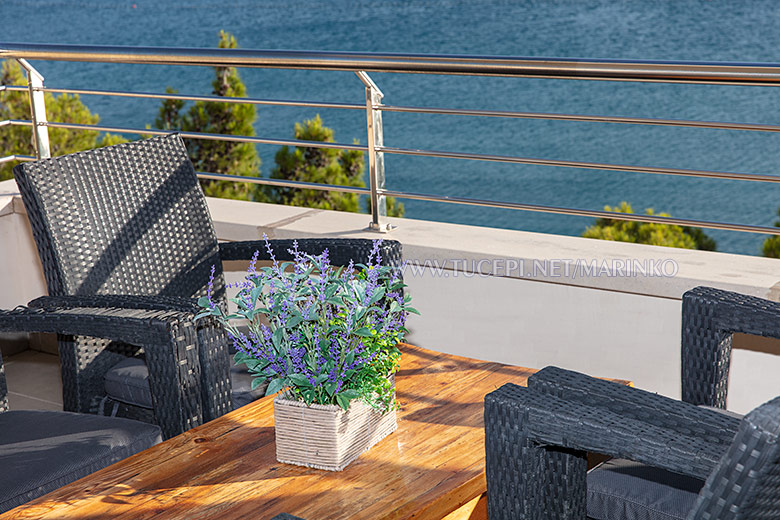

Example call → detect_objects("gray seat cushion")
104 357 152 408
0 410 161 513
587 406 743 520
587 458 704 520
104 358 268 410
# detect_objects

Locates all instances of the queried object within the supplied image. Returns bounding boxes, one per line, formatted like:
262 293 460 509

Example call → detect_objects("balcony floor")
4 350 63 411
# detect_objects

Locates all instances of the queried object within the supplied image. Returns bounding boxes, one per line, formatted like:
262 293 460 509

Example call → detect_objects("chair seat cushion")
587 458 704 520
104 357 153 409
0 410 161 513
104 358 268 410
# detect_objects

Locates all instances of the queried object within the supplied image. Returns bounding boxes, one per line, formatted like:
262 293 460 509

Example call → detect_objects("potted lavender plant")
197 238 416 471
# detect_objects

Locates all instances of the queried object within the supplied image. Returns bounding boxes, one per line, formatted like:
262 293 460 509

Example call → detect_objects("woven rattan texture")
219 238 403 268
486 370 780 520
690 396 780 520
0 351 7 413
485 383 587 520
682 286 780 409
29 294 201 314
529 366 740 447
13 134 224 299
0 305 203 439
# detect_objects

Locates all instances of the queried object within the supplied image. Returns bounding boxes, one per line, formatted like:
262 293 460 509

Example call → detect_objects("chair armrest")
0 349 7 413
0 305 206 439
682 286 780 407
485 379 780 520
528 366 740 446
219 238 403 268
28 294 200 314
0 305 191 346
486 383 727 481
484 380 733 520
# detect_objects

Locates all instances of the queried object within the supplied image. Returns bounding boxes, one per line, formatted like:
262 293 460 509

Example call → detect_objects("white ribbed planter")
273 392 397 471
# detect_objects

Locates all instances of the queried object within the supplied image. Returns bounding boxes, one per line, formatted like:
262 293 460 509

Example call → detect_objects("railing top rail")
5 43 780 85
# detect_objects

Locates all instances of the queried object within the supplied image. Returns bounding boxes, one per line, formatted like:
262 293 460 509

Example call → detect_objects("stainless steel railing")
2 42 780 235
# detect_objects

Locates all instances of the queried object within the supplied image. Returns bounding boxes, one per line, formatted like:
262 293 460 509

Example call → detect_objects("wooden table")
2 344 621 520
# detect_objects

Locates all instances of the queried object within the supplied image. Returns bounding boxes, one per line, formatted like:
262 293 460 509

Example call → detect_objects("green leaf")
193 311 212 321
354 327 373 337
250 377 267 390
324 381 338 396
405 306 421 315
265 378 286 396
286 315 303 328
340 389 360 400
287 373 311 388
314 373 329 385
197 296 212 308
244 359 264 371
369 286 386 306
272 327 284 347
335 393 351 411
250 287 264 304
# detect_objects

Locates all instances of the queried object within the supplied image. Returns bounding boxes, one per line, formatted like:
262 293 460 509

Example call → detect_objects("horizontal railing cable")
41 122 368 152
379 104 780 133
35 86 365 111
196 170 370 195
7 82 780 134
0 154 36 164
378 145 780 184
380 189 780 235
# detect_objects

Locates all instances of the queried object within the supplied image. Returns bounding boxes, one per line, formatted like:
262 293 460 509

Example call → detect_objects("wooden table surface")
2 345 567 520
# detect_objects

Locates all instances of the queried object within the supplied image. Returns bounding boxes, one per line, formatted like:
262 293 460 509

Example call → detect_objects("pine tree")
0 60 126 181
153 31 260 200
583 201 716 250
762 207 780 258
258 114 404 217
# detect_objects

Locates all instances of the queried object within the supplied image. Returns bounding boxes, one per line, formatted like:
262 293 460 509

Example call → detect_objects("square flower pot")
273 393 397 471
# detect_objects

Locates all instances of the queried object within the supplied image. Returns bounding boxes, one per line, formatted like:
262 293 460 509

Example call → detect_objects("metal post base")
367 221 395 233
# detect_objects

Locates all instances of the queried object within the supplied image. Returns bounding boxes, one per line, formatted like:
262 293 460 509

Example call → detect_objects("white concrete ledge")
205 194 780 301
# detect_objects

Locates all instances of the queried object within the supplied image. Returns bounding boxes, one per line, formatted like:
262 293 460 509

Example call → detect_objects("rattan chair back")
13 134 226 301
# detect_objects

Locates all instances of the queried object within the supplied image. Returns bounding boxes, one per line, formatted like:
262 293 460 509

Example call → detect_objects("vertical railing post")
356 71 393 232
17 59 50 159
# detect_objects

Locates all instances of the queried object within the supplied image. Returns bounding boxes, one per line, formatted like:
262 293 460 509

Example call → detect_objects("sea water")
2 0 780 255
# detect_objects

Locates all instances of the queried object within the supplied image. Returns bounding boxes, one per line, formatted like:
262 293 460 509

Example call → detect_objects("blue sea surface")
2 0 780 254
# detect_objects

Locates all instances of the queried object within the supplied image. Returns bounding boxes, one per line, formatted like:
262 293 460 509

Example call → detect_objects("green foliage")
153 31 260 200
197 239 417 411
583 201 717 251
0 59 127 180
762 207 780 258
258 114 404 217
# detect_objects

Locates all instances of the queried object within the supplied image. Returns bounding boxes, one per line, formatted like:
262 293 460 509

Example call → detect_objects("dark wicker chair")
485 367 780 520
5 133 402 439
485 285 780 520
0 347 162 513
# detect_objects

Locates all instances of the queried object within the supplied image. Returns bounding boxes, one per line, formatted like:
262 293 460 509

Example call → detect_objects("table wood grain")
2 344 621 520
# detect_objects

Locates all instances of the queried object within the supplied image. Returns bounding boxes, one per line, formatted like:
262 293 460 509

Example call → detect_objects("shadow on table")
9 415 478 520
